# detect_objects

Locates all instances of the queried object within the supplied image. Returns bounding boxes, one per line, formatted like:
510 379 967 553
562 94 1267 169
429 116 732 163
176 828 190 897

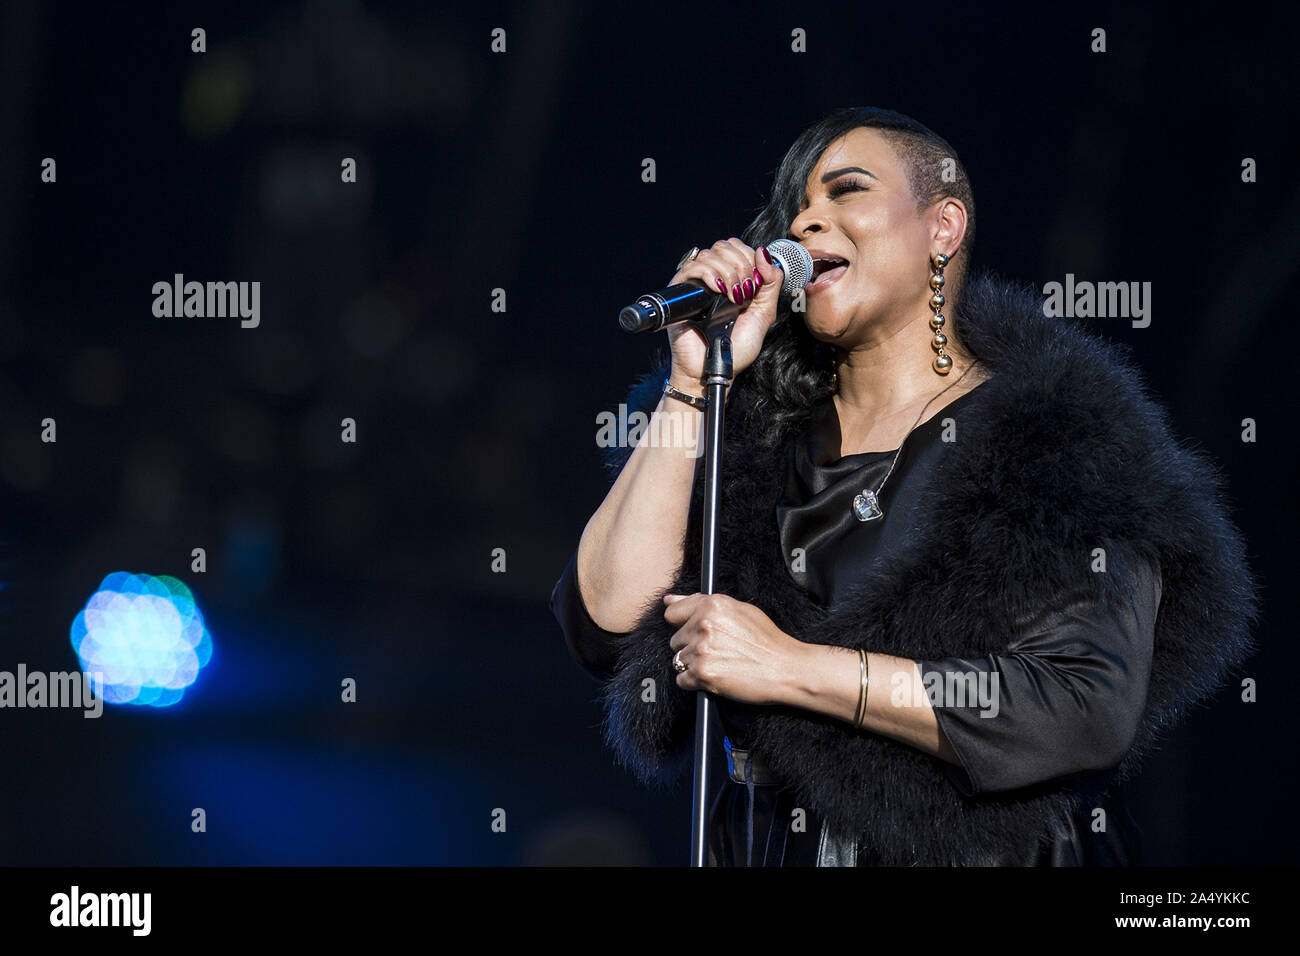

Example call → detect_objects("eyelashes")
794 178 870 218
827 178 868 199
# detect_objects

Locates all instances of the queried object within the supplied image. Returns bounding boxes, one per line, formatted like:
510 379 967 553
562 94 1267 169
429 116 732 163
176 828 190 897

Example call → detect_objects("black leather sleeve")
917 557 1163 796
551 547 632 681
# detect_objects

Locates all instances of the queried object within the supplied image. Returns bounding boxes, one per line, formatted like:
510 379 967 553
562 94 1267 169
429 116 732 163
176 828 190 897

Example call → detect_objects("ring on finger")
672 649 687 674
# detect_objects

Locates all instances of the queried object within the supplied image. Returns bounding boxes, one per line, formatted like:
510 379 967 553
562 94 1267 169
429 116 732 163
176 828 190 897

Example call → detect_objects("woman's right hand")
663 238 787 388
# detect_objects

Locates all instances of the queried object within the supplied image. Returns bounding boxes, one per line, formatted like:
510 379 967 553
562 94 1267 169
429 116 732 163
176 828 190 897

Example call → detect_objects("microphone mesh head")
765 239 813 295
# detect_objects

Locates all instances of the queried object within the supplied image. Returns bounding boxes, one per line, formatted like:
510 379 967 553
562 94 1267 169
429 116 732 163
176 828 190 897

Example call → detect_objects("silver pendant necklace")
848 364 977 522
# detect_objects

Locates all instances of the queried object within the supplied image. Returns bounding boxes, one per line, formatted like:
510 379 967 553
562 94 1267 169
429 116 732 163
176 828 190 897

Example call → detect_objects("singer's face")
787 127 937 344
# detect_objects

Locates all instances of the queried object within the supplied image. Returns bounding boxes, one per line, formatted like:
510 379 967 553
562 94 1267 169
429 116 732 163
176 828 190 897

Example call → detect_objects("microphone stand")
619 242 808 866
690 316 733 867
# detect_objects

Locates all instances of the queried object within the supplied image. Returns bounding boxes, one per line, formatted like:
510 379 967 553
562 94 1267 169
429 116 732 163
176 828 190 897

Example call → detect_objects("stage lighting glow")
70 572 213 706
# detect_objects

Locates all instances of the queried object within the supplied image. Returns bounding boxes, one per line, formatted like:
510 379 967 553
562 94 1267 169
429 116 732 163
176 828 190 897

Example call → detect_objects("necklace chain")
849 361 981 521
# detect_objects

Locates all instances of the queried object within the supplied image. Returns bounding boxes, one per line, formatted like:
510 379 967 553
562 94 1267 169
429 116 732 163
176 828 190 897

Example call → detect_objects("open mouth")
809 256 849 287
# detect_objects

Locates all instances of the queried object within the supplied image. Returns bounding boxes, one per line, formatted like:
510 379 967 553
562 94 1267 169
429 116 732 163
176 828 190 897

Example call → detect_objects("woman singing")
550 106 1258 866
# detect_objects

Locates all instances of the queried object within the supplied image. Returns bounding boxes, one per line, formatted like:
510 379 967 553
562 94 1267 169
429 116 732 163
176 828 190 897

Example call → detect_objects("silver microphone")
619 239 813 333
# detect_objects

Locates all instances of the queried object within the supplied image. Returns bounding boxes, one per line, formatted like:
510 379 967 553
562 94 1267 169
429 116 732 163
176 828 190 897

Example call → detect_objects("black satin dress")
553 384 1163 866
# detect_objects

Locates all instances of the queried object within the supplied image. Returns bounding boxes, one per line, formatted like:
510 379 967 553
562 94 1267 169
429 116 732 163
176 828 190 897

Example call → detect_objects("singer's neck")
830 312 984 436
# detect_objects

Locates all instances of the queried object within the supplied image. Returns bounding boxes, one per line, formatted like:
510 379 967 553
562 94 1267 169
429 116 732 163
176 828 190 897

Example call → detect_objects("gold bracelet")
662 378 708 410
854 648 869 729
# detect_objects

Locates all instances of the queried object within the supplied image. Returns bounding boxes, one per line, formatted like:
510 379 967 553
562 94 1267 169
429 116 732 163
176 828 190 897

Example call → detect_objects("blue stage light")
70 572 213 706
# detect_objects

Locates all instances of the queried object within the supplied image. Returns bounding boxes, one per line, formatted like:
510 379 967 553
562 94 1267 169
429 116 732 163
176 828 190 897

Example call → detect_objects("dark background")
0 0 1293 865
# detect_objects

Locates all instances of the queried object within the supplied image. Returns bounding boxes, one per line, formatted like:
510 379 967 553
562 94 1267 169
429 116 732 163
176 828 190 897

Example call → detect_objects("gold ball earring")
929 252 952 375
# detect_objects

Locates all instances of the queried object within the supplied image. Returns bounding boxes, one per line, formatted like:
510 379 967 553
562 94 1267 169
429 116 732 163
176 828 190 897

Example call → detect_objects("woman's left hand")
664 592 805 705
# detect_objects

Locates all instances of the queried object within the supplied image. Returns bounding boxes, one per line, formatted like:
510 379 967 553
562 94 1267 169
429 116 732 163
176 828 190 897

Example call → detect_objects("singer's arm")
778 559 1158 795
577 237 782 637
663 556 1158 794
576 373 730 633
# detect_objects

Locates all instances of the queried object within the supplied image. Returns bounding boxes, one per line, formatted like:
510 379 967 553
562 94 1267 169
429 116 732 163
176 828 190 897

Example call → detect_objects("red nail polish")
761 245 773 265
715 278 727 294
732 283 742 301
743 279 754 298
753 268 763 287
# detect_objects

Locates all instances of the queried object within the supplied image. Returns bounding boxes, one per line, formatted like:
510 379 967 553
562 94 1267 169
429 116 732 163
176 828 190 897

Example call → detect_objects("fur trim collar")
598 271 1260 865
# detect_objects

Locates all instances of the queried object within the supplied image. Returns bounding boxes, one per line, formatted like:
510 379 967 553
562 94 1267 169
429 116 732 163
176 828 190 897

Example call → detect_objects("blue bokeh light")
70 572 213 707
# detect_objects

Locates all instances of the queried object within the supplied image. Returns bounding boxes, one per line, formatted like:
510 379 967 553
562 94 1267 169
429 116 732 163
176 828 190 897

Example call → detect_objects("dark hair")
737 107 977 444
